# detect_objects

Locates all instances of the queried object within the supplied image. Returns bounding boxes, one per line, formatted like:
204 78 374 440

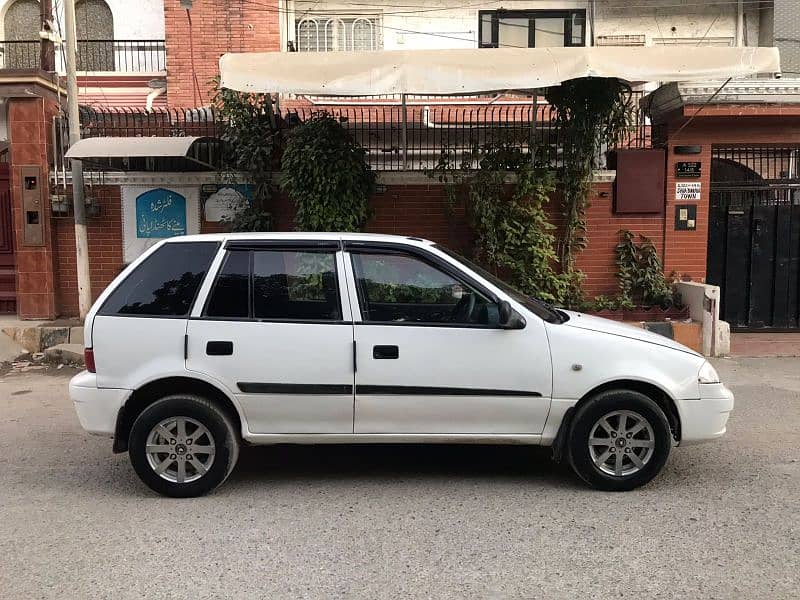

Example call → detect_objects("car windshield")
433 245 568 324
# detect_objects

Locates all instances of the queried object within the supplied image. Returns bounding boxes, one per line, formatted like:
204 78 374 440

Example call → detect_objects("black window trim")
200 245 348 324
344 241 505 329
478 8 586 49
97 241 221 319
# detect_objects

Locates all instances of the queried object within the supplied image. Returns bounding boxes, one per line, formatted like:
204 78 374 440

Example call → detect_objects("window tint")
100 242 219 317
253 251 341 320
351 252 495 325
205 250 249 318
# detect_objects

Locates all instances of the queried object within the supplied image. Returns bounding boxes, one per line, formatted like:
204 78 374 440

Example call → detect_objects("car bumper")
677 383 735 445
69 371 130 436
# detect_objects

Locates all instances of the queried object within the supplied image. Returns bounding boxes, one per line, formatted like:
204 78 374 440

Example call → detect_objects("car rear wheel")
129 394 239 498
567 390 672 491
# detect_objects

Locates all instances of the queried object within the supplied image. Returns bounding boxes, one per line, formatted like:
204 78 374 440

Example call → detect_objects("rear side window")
204 249 342 321
99 242 219 317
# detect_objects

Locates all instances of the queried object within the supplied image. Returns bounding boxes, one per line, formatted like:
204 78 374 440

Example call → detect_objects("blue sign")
136 188 187 238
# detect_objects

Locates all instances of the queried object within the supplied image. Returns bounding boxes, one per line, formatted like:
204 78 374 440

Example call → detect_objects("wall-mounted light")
180 0 193 9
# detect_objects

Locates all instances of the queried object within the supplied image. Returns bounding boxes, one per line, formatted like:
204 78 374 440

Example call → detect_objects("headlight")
698 361 720 384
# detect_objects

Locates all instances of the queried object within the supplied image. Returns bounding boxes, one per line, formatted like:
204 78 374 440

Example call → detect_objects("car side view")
70 233 734 497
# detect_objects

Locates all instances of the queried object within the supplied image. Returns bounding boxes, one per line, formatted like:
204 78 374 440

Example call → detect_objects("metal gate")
0 163 15 314
707 146 800 330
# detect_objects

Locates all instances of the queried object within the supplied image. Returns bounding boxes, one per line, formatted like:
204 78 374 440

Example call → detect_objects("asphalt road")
0 358 798 599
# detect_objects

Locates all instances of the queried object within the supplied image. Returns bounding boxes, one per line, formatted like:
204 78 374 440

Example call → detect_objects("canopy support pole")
401 93 408 171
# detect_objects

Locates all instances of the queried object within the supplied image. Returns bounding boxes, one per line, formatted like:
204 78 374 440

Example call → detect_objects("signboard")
202 184 253 222
135 188 187 238
676 182 701 201
676 161 701 178
122 185 201 264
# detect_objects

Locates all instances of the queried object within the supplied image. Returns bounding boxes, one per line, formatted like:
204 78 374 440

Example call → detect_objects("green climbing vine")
280 113 376 231
427 143 570 304
545 77 634 306
212 79 279 231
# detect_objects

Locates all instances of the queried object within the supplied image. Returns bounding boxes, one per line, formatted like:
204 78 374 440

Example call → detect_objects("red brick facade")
661 109 800 282
52 188 124 318
8 97 60 319
49 180 660 317
164 0 281 106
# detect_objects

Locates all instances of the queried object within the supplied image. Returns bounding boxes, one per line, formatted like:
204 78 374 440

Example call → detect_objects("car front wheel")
567 389 672 491
128 394 240 498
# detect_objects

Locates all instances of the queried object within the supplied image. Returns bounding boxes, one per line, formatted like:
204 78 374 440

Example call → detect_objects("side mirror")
498 300 526 330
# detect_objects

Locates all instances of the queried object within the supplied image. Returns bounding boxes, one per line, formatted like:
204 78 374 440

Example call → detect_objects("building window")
296 16 382 52
478 10 585 49
3 0 40 69
76 0 115 71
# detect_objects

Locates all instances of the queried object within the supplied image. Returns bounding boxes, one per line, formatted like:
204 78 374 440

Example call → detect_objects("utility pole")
64 0 92 319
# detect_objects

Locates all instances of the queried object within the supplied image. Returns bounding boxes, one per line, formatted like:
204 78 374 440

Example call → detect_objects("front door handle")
373 345 399 359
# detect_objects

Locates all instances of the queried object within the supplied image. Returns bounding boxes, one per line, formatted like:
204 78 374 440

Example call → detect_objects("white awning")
219 47 781 96
65 136 214 159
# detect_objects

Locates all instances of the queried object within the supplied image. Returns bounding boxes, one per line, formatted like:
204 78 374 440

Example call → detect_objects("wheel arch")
113 376 244 453
551 379 681 463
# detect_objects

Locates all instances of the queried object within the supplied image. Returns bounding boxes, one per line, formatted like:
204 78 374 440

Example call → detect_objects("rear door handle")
373 345 399 359
206 341 233 356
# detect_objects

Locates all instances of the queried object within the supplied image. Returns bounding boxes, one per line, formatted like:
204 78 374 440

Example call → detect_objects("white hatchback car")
70 233 733 497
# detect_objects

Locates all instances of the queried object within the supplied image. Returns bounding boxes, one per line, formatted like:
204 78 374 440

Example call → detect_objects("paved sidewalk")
731 332 800 357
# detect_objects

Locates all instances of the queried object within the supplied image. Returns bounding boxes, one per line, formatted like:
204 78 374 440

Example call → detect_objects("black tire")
567 389 672 491
128 394 240 498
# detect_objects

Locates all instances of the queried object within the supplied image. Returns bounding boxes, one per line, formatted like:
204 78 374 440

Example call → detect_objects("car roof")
166 232 435 246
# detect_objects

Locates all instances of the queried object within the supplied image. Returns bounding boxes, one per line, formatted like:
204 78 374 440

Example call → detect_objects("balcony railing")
0 39 165 72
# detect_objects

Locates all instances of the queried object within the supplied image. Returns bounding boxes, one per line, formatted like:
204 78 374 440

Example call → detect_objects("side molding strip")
357 385 541 397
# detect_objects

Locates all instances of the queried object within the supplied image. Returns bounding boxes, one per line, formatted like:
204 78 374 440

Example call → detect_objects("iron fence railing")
58 96 650 172
0 40 42 70
0 39 165 72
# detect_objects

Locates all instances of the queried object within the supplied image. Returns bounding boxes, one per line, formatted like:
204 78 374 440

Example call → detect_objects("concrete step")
0 330 27 363
1 320 83 353
43 343 85 366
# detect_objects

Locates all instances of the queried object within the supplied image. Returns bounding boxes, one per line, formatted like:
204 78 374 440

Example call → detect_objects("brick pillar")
663 139 711 282
9 97 58 319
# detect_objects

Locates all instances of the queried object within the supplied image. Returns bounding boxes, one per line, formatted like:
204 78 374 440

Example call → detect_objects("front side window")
478 10 585 49
205 249 341 321
100 242 219 317
351 252 495 325
296 16 382 52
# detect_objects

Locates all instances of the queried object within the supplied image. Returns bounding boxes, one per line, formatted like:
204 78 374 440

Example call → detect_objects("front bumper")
69 371 130 436
677 383 735 445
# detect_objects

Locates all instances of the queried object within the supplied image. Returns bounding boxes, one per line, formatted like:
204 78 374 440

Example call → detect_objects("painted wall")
282 0 764 51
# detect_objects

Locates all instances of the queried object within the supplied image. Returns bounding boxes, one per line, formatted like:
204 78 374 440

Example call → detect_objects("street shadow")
224 443 580 489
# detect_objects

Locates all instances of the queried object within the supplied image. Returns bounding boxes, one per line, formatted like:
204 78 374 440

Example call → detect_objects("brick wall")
164 0 281 106
52 187 124 317
52 180 665 316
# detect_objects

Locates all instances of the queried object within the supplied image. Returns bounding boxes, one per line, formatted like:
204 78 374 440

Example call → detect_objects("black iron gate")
707 146 800 330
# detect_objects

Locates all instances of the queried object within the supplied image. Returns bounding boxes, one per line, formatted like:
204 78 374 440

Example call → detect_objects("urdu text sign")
136 188 187 238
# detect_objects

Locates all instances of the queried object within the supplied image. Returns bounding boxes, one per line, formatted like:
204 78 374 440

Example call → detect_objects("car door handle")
373 345 399 359
206 341 233 356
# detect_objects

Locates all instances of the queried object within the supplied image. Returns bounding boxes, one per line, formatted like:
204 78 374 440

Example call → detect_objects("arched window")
3 0 40 69
76 0 114 71
295 15 381 52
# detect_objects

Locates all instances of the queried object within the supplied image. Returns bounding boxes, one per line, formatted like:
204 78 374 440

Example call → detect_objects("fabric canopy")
65 136 214 159
219 46 781 96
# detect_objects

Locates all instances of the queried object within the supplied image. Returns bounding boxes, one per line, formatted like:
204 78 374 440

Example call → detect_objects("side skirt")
242 433 546 446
